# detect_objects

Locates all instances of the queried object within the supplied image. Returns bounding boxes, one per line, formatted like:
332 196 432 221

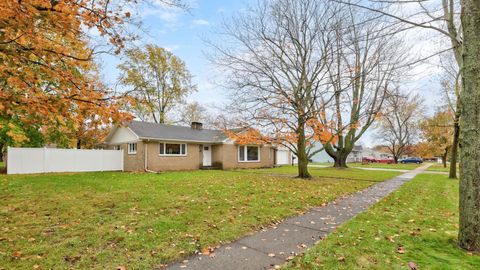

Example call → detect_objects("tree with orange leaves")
420 110 454 168
0 0 185 155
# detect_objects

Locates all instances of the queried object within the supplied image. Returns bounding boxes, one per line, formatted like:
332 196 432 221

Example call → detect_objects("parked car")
362 156 377 163
377 158 395 164
399 157 423 164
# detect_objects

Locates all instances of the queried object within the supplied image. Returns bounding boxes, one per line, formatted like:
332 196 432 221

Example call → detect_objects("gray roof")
127 121 228 143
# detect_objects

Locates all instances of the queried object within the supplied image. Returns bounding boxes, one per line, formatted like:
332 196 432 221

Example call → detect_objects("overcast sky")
97 0 450 148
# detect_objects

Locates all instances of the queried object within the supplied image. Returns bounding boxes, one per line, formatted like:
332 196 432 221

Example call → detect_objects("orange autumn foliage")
0 0 134 145
225 119 337 147
225 128 272 145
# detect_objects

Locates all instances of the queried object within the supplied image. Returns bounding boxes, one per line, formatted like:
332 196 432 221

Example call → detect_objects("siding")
122 141 145 172
145 142 202 171
221 144 274 169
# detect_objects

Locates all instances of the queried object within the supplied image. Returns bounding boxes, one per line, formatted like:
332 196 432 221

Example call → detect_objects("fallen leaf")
408 262 417 270
12 251 22 258
337 256 345 262
268 253 275 257
397 246 405 254
201 247 211 255
116 266 126 270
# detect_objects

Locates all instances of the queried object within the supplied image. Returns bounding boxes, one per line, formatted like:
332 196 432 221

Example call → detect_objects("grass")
353 163 421 170
310 162 421 170
426 163 458 173
247 165 401 182
283 173 480 270
0 168 399 270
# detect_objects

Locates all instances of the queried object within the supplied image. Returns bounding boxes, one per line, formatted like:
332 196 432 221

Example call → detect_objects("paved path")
166 164 431 270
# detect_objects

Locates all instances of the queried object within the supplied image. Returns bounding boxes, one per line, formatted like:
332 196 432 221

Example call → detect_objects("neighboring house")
309 143 334 163
309 143 365 163
104 121 277 172
346 145 364 163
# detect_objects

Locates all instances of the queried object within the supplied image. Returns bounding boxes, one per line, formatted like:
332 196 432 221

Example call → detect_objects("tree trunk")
0 143 3 162
458 0 480 252
77 140 82 149
296 123 311 179
159 109 165 124
442 151 448 168
333 152 348 168
450 117 460 178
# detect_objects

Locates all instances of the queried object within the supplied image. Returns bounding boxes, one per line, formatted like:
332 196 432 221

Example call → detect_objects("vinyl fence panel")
7 147 123 174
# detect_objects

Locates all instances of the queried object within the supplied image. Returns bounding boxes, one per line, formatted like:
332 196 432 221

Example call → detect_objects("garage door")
277 150 289 165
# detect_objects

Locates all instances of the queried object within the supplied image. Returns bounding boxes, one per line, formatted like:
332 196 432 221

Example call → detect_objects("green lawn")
284 174 479 269
353 163 421 170
247 166 401 182
0 168 398 270
426 163 459 173
310 162 421 170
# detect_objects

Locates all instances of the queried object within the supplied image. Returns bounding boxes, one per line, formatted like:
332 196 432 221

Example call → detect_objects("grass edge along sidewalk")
284 172 479 269
165 165 430 270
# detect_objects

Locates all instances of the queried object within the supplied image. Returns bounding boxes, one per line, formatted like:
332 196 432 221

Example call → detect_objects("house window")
113 145 121 151
238 145 260 162
128 143 137 154
159 143 187 156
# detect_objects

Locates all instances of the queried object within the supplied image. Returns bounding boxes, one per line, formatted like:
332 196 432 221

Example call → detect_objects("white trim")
238 145 261 163
159 142 188 157
127 143 137 155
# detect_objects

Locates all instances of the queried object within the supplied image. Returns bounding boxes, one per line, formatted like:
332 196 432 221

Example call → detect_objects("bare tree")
209 0 339 178
376 88 424 163
333 0 480 254
176 102 213 127
439 54 461 178
319 4 407 168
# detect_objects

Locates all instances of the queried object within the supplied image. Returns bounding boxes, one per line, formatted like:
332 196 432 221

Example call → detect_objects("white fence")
7 147 123 174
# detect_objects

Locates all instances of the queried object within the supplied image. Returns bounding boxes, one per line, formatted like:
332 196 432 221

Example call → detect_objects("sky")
97 0 449 148
98 0 256 105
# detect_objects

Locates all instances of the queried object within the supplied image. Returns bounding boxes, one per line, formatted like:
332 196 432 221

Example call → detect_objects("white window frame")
113 145 121 151
127 143 137 155
159 142 187 156
238 145 260 162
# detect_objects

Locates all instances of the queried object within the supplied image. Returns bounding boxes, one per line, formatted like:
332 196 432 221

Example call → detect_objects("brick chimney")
191 122 203 130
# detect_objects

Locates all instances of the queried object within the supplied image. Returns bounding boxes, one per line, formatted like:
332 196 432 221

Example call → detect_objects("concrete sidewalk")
308 164 447 175
165 164 431 270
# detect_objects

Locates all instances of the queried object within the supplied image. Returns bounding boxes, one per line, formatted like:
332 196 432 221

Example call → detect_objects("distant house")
104 121 279 172
346 145 364 163
309 143 364 163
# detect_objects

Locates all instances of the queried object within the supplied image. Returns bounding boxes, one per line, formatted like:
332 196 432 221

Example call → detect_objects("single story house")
104 121 281 172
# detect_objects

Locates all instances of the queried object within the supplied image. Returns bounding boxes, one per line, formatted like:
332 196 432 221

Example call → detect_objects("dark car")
399 157 423 164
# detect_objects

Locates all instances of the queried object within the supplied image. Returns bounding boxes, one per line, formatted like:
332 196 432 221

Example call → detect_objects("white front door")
203 145 212 166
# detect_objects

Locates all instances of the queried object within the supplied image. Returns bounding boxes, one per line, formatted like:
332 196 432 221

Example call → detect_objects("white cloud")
192 19 210 26
164 45 180 52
